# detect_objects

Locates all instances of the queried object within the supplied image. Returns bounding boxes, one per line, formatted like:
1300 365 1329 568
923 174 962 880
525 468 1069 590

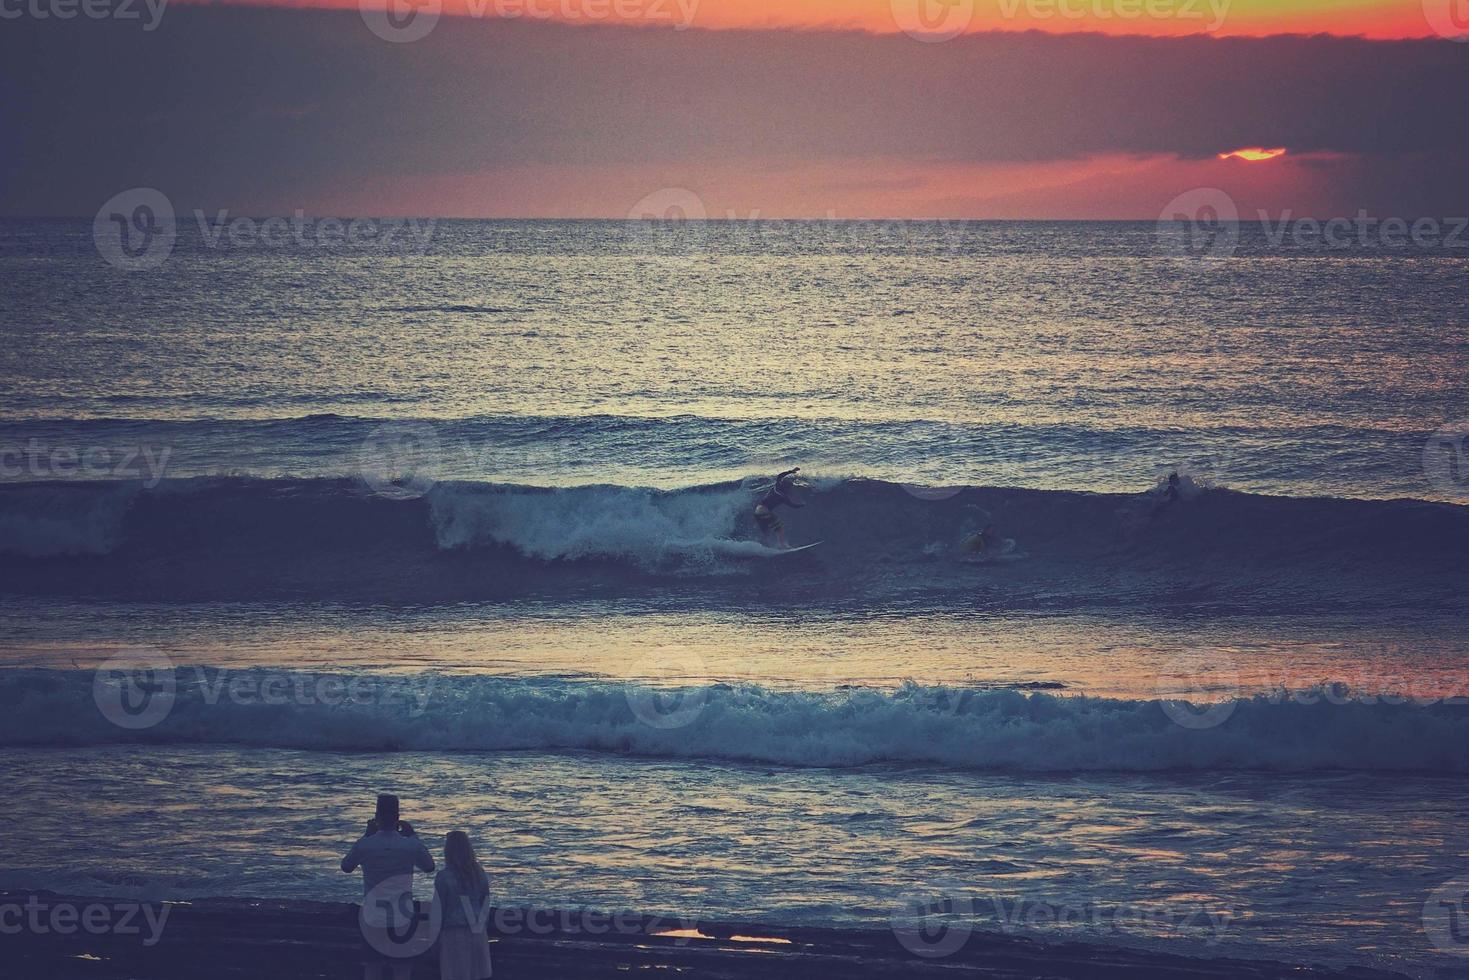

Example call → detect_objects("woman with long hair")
434 830 492 980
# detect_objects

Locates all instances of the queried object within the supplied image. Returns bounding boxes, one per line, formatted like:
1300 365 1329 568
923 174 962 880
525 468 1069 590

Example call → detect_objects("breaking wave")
1 476 1465 606
2 669 1466 773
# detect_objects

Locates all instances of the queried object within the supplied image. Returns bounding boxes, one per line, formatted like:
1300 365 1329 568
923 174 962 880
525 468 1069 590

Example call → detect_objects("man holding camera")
342 793 436 980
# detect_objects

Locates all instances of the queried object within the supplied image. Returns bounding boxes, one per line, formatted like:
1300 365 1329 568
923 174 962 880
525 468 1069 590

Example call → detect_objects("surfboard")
767 541 823 557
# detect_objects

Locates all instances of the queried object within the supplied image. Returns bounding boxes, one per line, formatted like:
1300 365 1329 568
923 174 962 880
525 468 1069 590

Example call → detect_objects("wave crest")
427 482 762 564
2 476 1465 605
3 669 1467 773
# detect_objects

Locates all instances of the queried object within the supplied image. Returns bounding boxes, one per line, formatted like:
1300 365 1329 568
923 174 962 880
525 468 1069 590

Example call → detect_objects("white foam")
427 483 756 565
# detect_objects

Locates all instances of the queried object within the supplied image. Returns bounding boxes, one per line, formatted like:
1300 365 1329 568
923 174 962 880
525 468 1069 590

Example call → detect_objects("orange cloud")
7 8 1468 219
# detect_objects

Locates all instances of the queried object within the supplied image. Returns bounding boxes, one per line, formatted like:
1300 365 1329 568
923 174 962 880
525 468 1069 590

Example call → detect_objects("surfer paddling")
754 467 805 549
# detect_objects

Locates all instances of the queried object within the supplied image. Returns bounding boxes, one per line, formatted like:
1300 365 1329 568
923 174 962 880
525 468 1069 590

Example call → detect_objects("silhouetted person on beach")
754 467 804 549
435 831 493 980
342 794 435 980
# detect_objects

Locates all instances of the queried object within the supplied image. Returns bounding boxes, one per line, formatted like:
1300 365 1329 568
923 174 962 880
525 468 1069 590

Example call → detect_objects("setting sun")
1219 147 1288 162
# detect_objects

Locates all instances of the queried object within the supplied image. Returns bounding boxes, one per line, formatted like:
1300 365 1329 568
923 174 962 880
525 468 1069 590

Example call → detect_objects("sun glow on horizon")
173 0 1446 39
1218 147 1287 162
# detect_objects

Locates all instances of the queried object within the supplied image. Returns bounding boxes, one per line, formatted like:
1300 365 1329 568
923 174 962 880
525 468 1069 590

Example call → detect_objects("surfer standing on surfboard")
754 467 804 550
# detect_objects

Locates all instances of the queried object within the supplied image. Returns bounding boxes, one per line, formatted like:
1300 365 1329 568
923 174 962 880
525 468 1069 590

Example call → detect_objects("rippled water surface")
3 220 1467 978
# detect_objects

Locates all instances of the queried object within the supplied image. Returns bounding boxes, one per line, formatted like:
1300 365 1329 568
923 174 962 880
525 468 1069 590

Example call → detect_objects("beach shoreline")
0 890 1412 979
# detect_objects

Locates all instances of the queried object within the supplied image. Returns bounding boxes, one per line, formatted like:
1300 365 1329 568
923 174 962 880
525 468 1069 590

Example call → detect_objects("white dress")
435 868 493 980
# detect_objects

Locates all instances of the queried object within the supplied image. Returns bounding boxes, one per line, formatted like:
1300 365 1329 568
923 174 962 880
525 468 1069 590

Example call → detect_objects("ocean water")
2 219 1467 977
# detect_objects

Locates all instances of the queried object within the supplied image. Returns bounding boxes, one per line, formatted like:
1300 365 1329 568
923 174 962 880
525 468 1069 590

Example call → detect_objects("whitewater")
5 667 1469 773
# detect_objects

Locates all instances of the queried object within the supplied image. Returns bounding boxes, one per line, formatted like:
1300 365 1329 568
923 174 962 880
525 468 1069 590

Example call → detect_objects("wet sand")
0 891 1409 979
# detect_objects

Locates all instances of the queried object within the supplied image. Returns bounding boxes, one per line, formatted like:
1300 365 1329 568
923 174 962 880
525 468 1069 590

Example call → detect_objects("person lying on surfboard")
754 467 804 549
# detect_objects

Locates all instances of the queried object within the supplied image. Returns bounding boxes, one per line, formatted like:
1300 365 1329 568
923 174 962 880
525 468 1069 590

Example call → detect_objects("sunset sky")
178 0 1466 39
2 0 1466 218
